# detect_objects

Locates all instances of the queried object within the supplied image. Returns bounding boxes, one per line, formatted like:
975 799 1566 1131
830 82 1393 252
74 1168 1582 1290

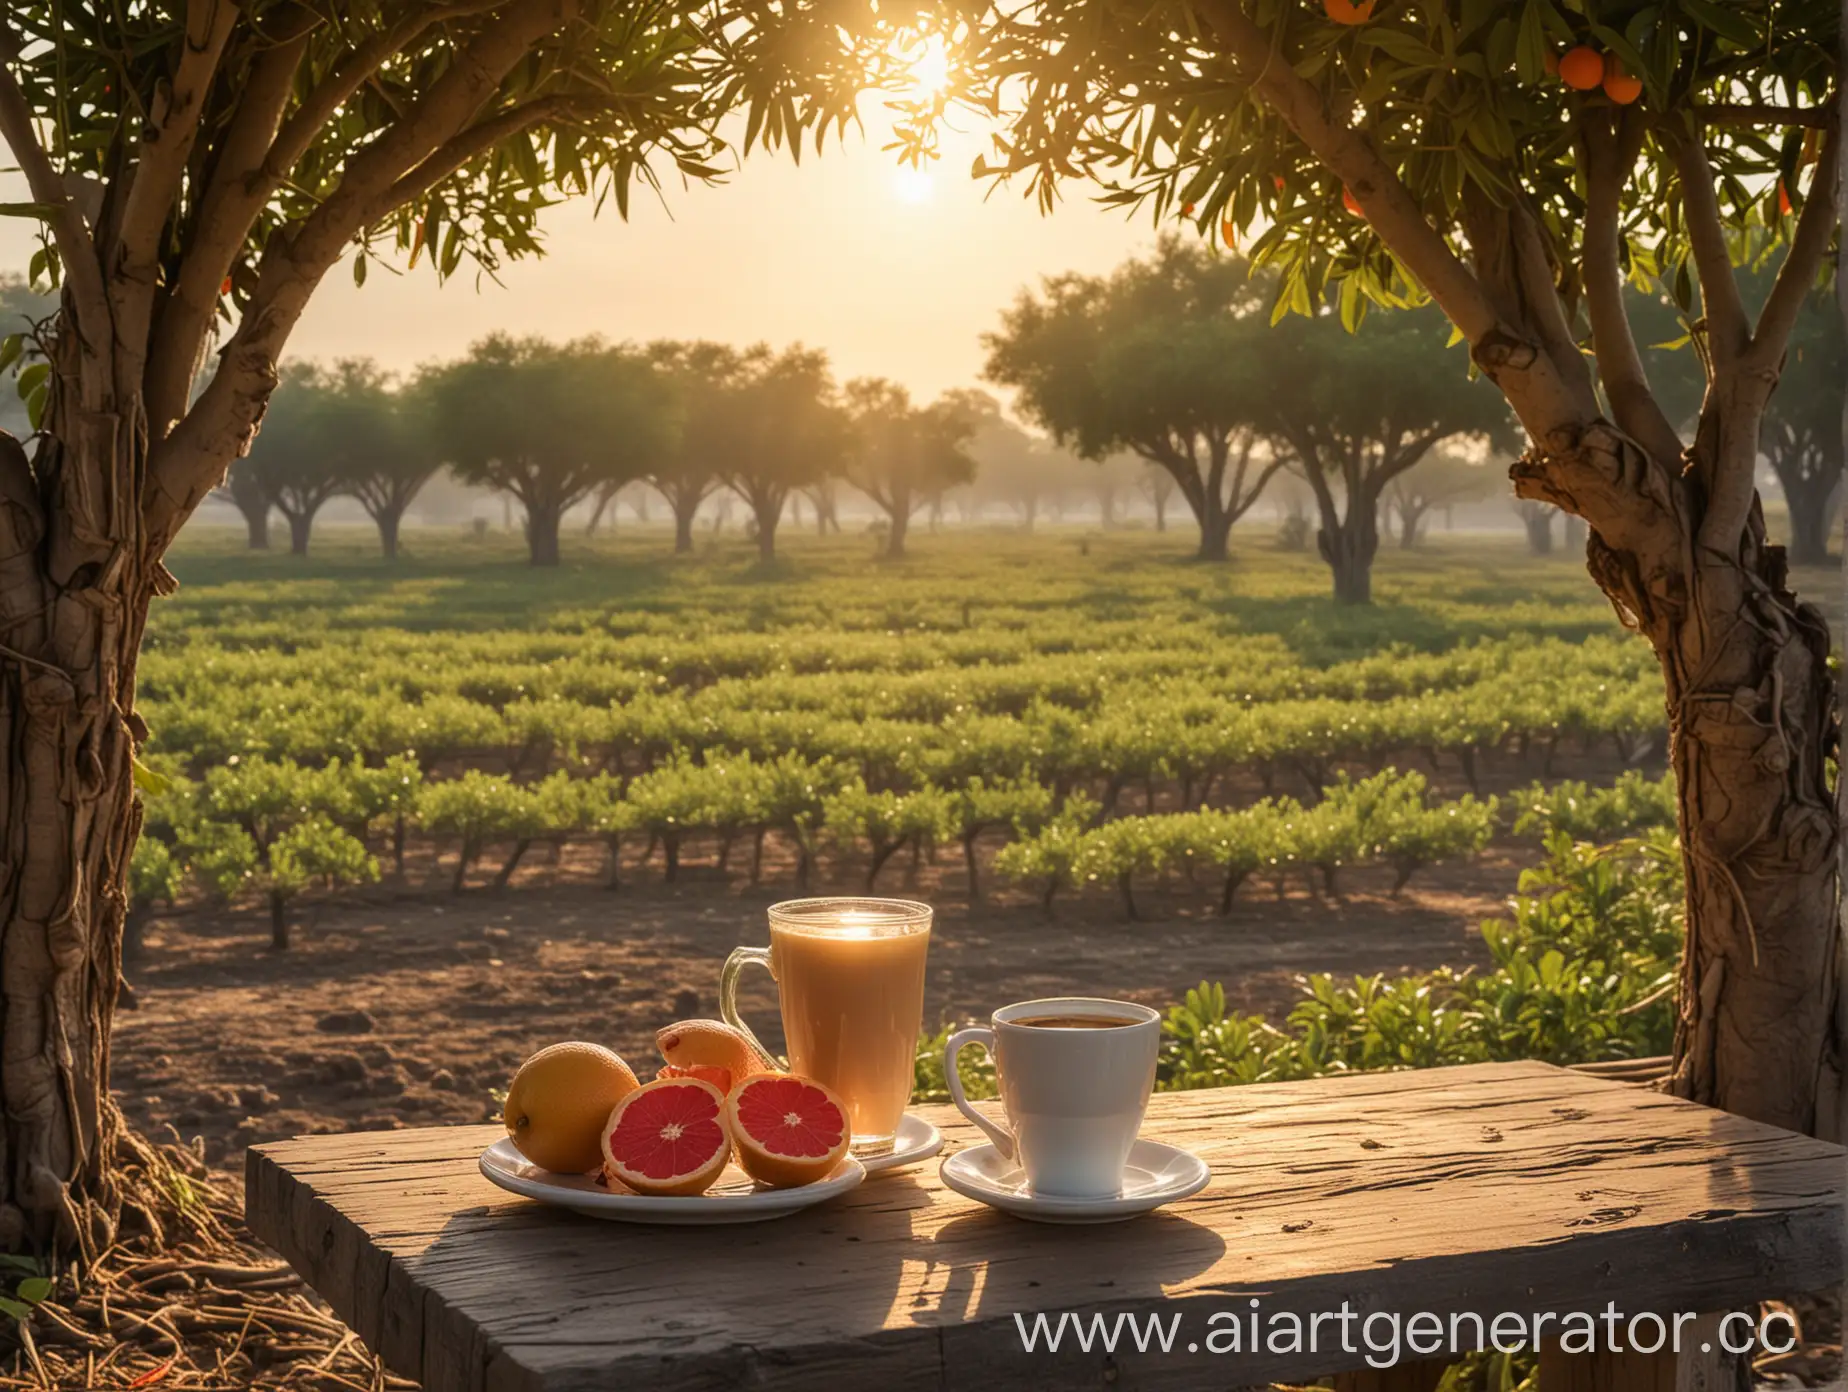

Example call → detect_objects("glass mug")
721 897 932 1154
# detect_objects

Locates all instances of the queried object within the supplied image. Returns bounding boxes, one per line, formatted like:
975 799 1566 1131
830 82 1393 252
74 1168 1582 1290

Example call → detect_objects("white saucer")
478 1138 865 1224
857 1113 944 1174
939 1139 1210 1223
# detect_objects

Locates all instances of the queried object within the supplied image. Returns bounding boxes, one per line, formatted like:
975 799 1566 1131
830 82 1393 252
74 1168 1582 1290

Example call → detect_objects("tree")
344 362 437 562
1383 448 1492 550
954 389 1066 528
1137 464 1176 532
239 362 353 555
647 341 734 553
846 380 978 558
425 336 674 566
983 237 1285 560
220 461 273 551
722 346 849 563
1760 295 1844 566
1260 304 1519 601
1515 500 1557 556
938 0 1843 1139
0 0 860 1250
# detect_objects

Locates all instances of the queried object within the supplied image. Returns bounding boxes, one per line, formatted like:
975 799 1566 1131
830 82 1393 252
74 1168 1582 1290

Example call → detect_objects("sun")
890 32 953 100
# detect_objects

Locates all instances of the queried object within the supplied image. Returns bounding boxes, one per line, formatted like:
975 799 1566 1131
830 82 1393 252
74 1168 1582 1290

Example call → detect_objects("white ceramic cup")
944 997 1161 1199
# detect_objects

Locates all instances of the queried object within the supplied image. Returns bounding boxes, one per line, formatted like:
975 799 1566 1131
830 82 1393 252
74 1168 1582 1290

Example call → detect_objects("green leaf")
1513 0 1548 84
0 203 60 220
353 254 367 288
1678 0 1762 46
0 1297 30 1321
133 757 174 798
14 1278 52 1305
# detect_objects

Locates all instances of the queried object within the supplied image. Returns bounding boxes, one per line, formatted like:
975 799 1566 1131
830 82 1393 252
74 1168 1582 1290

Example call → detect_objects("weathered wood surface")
246 1060 1841 1392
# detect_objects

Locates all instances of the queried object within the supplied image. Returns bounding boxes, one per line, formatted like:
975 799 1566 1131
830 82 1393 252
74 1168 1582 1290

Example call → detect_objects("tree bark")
242 502 270 549
376 506 402 562
269 892 290 951
1770 461 1837 567
1316 507 1379 604
673 499 696 553
526 502 562 567
755 501 780 563
1522 507 1555 555
885 507 909 559
1396 502 1424 549
286 510 313 556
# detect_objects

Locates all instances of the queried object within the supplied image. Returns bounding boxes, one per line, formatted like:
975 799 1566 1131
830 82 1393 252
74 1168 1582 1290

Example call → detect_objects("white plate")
857 1113 944 1174
939 1139 1210 1224
478 1138 865 1224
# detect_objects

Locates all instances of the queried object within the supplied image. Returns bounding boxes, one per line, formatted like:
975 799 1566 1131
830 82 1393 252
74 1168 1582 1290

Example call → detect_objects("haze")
2 98 1157 400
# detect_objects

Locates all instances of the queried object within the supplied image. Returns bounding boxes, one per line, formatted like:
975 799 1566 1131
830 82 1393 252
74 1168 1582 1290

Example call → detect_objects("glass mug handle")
719 946 780 1067
944 1026 1015 1160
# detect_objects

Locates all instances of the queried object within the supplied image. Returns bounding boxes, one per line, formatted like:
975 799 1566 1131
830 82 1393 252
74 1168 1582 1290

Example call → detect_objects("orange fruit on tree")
1601 56 1641 105
1323 0 1375 24
1558 46 1604 91
1342 186 1365 217
503 1041 640 1174
724 1072 852 1188
600 1076 731 1196
1777 179 1793 217
656 1019 774 1091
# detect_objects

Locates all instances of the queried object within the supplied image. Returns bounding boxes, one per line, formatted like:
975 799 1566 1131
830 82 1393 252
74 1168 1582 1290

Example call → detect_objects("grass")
157 521 1644 664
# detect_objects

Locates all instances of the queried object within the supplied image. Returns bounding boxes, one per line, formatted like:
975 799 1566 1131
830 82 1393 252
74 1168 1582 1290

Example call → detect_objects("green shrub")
1510 769 1676 842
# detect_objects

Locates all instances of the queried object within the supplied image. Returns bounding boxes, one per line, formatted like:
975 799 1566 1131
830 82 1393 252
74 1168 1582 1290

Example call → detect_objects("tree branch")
1696 102 1838 131
1578 109 1685 468
114 0 240 283
375 95 583 216
1750 122 1843 366
143 0 582 553
1667 124 1751 365
147 18 316 438
0 33 112 385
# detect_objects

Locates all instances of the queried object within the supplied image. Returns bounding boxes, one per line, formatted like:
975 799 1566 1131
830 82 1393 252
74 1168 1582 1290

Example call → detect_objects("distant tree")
1383 449 1494 550
1137 464 1176 533
984 237 1282 561
1760 297 1843 567
328 359 434 561
724 346 849 563
1514 501 1557 556
427 336 672 566
222 463 273 551
804 478 843 534
953 390 1064 530
847 381 978 559
648 341 736 553
1260 305 1518 603
241 362 358 555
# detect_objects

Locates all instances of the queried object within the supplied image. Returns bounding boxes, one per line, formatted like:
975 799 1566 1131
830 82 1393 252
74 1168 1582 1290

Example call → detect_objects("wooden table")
246 1060 1842 1392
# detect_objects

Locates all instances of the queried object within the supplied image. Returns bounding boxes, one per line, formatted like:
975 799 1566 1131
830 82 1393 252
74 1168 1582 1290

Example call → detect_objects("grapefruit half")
724 1072 852 1188
600 1076 731 1196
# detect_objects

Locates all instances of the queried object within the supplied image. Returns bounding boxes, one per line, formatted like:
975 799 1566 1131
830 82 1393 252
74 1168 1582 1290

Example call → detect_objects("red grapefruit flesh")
724 1072 852 1188
600 1077 731 1196
657 1062 734 1094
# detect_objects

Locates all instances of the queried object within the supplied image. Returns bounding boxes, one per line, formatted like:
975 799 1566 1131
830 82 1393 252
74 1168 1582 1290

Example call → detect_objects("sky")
1 92 1162 405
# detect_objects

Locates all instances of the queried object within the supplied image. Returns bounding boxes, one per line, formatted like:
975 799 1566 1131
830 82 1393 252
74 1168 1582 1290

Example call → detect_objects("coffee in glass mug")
721 898 931 1153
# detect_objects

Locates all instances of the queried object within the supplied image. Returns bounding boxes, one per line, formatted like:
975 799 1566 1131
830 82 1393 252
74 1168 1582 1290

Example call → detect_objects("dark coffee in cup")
1014 1014 1140 1030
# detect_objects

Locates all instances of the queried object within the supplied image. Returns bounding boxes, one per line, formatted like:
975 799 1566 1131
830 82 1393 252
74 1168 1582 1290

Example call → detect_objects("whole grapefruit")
503 1042 640 1174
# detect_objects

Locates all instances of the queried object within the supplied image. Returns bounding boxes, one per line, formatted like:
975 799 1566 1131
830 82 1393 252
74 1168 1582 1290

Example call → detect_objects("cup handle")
719 946 780 1067
945 1026 1015 1160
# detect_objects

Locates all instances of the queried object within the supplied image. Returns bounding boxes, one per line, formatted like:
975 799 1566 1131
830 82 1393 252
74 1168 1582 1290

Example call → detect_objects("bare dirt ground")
114 837 1515 1177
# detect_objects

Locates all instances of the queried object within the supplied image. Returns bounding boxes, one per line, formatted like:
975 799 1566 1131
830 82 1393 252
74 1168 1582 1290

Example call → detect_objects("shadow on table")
916 1207 1227 1329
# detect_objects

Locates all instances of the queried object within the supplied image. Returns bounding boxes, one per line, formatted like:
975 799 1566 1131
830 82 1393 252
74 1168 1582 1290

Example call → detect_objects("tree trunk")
1195 498 1232 561
885 507 909 559
286 510 313 556
1153 492 1167 531
1522 508 1554 555
755 498 780 563
242 502 270 549
1317 509 1379 604
0 417 149 1252
527 502 562 567
1561 512 1587 553
269 892 290 951
376 506 402 562
1772 464 1837 567
673 498 697 553
1397 502 1423 549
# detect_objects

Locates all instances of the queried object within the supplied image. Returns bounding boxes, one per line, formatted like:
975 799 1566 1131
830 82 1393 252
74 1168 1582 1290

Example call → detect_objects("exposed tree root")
0 1134 413 1391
